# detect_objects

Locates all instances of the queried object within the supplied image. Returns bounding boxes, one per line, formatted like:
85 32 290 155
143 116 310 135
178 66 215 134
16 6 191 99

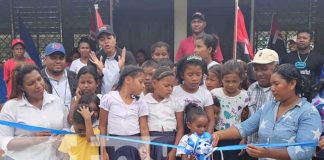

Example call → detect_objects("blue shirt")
235 97 322 160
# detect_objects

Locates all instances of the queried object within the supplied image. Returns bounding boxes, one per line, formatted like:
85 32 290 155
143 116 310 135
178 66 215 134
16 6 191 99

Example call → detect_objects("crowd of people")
0 12 324 160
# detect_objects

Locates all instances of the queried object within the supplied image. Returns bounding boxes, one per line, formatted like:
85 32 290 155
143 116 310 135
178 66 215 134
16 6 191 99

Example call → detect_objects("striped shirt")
247 82 274 143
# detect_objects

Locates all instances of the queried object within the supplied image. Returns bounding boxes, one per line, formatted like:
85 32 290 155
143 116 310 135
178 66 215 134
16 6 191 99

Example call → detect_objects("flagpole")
232 0 239 60
250 0 255 53
10 0 15 38
268 13 275 48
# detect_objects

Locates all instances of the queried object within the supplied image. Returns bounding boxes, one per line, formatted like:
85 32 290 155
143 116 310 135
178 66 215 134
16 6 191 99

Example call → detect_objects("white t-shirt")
69 58 87 74
176 134 189 156
99 91 149 135
207 61 219 69
172 85 213 108
144 93 184 132
210 88 249 130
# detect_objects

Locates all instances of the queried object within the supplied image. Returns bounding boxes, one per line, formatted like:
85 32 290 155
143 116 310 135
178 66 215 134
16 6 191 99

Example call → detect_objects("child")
99 65 150 160
237 59 251 90
210 59 249 159
68 66 100 124
205 64 222 127
70 37 92 74
158 58 174 70
135 49 147 67
59 96 100 160
176 103 212 160
205 64 222 91
143 66 184 160
79 94 100 127
194 34 219 69
142 60 159 95
173 55 215 134
151 41 170 62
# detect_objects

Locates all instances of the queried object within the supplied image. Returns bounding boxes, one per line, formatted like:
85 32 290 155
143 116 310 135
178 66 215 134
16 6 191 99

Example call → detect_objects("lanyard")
51 79 68 106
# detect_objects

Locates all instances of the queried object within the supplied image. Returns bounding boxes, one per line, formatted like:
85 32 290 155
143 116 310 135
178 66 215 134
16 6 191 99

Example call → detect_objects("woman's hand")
33 131 51 144
89 51 104 73
212 132 220 147
246 144 270 158
238 138 246 156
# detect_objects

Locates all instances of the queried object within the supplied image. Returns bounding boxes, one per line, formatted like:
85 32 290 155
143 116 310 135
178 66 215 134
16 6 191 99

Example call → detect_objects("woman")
212 64 322 160
0 64 69 160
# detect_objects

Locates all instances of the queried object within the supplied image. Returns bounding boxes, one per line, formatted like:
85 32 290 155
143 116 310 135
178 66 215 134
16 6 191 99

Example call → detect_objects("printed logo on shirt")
184 98 203 107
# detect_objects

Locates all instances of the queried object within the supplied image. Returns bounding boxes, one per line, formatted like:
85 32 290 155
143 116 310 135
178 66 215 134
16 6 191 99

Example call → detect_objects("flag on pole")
235 8 254 62
18 17 43 68
268 14 286 58
94 4 104 29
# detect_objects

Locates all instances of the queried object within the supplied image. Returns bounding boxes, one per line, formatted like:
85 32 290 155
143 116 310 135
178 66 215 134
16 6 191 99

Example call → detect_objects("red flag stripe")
94 4 104 29
236 8 254 59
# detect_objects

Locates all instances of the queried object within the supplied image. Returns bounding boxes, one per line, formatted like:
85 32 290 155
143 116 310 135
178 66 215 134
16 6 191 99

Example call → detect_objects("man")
41 42 77 109
246 48 279 160
281 29 324 100
175 12 223 63
89 25 136 94
3 38 34 99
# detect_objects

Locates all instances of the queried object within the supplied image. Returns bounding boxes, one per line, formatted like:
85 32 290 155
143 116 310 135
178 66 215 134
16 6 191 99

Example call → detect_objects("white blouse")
0 92 69 160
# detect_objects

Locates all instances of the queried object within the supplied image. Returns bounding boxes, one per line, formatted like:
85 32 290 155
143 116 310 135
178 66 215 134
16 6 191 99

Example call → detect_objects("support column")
174 0 187 60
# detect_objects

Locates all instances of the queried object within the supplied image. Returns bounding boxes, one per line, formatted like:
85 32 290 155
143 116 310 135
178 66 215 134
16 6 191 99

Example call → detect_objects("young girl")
194 34 219 69
205 64 222 91
99 65 150 160
79 94 100 127
143 66 184 160
70 37 92 74
176 103 212 160
142 60 159 95
68 65 100 124
173 55 215 134
59 94 100 160
210 59 249 159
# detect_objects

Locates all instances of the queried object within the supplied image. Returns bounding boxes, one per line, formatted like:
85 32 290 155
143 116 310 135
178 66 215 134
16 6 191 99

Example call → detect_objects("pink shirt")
3 58 34 98
175 36 224 63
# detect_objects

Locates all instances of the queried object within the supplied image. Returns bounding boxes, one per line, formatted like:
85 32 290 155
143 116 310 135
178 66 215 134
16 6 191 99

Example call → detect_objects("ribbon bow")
184 132 213 160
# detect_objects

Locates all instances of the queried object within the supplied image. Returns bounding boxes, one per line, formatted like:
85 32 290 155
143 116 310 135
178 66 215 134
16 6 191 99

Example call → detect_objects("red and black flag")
267 14 286 58
236 8 254 62
94 4 104 29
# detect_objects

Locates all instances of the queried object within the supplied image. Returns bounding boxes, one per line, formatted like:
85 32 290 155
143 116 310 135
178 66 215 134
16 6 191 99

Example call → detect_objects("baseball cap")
250 49 279 64
11 38 25 48
44 42 66 56
96 25 114 39
191 12 206 21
